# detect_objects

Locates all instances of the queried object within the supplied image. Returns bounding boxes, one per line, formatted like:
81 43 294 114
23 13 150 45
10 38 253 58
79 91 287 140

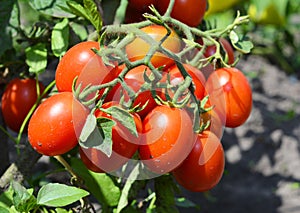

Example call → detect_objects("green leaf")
79 117 115 157
0 1 19 57
116 163 141 213
11 182 37 212
0 206 10 213
102 106 138 137
29 0 76 18
70 158 121 207
83 0 102 33
230 31 253 54
154 175 179 213
80 112 98 143
25 43 47 74
54 208 73 213
37 183 89 207
175 197 200 210
67 1 91 20
51 18 69 57
69 22 88 41
0 185 13 209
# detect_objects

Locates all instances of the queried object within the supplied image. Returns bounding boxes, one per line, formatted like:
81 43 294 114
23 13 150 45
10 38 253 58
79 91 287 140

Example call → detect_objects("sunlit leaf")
25 43 47 74
51 18 69 57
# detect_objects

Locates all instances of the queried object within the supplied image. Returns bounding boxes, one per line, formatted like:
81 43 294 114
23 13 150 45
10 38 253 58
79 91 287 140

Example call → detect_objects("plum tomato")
172 130 225 192
162 64 206 101
111 65 163 118
1 78 45 132
80 102 142 173
125 25 181 68
28 92 89 156
205 67 252 128
139 105 197 174
157 0 207 27
55 41 111 95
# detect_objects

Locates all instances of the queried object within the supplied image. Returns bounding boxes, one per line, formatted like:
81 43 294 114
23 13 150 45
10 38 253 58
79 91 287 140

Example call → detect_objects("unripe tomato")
157 0 207 27
205 0 241 16
172 131 225 192
1 78 44 132
28 92 89 156
125 25 181 68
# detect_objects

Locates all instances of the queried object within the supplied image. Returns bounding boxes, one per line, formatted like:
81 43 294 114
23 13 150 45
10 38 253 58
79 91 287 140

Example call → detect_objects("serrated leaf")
83 0 102 33
102 106 138 137
37 183 89 207
25 43 47 74
67 1 91 20
29 0 76 18
70 158 121 207
79 117 115 157
51 18 69 57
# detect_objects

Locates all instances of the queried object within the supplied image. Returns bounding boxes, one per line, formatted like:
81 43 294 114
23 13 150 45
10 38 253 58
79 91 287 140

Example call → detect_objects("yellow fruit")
205 0 241 16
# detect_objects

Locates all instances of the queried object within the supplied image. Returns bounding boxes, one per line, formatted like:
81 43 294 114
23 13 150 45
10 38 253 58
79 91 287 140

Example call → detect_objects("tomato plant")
157 0 207 27
128 0 156 12
80 102 142 173
205 67 252 128
162 64 206 101
125 25 182 68
28 92 89 156
172 130 225 192
55 41 110 93
139 105 196 174
1 78 45 132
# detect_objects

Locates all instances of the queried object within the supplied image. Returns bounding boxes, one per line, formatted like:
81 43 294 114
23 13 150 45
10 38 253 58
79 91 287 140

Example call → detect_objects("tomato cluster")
1 0 253 194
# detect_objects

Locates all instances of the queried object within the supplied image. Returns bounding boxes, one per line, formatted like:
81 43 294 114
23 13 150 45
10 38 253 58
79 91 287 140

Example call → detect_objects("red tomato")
1 78 45 132
162 64 206 101
80 102 142 173
55 41 111 94
125 25 182 68
204 38 235 65
111 65 163 118
79 147 104 173
205 67 252 128
128 0 156 12
172 131 225 192
157 0 207 27
200 108 224 139
28 92 89 156
139 105 196 174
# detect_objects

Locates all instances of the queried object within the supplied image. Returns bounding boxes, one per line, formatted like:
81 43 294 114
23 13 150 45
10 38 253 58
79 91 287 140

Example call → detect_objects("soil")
180 55 300 213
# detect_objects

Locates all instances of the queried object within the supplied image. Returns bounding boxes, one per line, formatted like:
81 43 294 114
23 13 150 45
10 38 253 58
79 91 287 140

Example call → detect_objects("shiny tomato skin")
157 0 207 27
79 147 105 173
172 131 225 192
111 65 163 118
1 78 45 132
125 25 181 68
28 92 89 156
163 64 206 101
139 105 197 174
80 102 142 173
55 41 110 93
205 67 252 128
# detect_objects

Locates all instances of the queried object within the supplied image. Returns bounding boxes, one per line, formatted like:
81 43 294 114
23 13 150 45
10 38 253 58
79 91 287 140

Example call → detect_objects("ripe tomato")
55 41 111 94
204 38 235 65
111 65 163 118
128 0 156 12
125 25 181 68
162 64 206 101
80 102 142 173
1 78 45 132
205 67 252 128
172 131 225 192
28 92 89 156
157 0 207 27
139 105 196 174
